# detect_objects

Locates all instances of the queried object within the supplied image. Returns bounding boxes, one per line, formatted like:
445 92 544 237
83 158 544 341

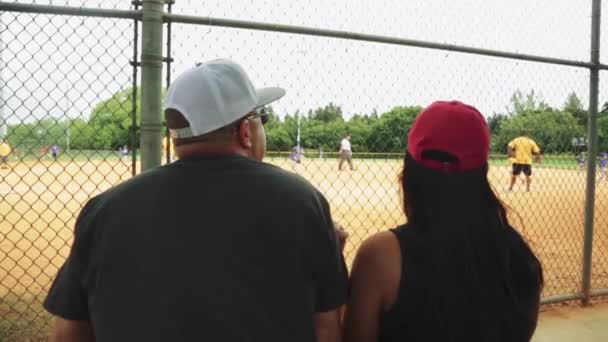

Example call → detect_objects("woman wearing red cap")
344 101 543 342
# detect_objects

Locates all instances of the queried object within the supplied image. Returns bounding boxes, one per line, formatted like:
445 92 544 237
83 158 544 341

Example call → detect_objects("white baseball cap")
165 59 285 139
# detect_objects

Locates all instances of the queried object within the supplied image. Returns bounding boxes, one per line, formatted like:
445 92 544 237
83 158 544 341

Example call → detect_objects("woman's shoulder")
356 230 401 261
351 229 403 311
352 228 404 283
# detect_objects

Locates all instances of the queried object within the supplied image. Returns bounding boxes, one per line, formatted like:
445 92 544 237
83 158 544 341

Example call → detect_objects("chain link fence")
0 2 136 339
1 0 607 340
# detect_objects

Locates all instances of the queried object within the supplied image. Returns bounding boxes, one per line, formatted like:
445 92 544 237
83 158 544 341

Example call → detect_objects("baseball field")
1 155 607 337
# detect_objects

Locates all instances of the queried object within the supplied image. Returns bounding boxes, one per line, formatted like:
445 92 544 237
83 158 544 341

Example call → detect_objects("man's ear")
237 119 252 148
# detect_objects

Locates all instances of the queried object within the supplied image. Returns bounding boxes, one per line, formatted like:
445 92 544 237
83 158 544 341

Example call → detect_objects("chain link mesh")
0 8 135 339
170 15 600 302
4 0 130 9
172 0 591 61
603 4 608 63
1 0 607 340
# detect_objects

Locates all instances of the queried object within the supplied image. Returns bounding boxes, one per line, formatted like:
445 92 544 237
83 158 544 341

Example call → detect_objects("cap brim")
256 87 286 108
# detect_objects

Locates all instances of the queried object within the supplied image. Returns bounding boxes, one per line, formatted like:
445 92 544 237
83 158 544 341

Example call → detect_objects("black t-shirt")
44 155 348 342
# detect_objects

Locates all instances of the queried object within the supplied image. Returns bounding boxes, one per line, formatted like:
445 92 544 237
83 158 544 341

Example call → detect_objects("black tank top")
379 224 541 342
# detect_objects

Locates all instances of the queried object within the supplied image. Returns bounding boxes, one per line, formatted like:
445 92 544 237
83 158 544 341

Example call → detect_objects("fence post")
164 1 173 164
140 0 164 171
581 0 602 306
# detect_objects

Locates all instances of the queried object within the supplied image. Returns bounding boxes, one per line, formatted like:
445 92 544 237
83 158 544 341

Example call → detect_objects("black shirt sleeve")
307 191 349 313
43 196 102 320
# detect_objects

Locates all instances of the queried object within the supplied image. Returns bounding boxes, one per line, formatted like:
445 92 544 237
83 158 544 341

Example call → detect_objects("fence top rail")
163 13 608 71
2 2 607 71
0 2 140 20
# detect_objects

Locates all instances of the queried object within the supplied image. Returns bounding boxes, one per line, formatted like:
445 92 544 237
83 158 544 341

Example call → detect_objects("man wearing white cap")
43 59 348 342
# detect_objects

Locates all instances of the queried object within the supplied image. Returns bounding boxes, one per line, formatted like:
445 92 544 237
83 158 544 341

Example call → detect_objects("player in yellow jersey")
0 139 12 169
508 132 541 192
508 156 525 185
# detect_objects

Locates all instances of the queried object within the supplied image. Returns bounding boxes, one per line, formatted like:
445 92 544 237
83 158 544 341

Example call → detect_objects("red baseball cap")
407 100 490 173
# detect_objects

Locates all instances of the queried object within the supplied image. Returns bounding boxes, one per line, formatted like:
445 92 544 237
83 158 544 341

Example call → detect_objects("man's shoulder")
254 162 327 201
94 165 172 202
529 137 539 146
258 161 316 187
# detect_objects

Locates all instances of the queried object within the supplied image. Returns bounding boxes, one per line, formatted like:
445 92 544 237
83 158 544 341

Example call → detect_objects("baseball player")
599 152 607 182
508 156 525 185
120 145 129 162
576 152 586 172
51 144 60 161
338 133 354 171
508 131 541 192
289 145 302 164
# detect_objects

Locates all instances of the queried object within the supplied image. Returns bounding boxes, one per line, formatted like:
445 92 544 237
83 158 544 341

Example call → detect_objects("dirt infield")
1 157 607 336
273 157 608 298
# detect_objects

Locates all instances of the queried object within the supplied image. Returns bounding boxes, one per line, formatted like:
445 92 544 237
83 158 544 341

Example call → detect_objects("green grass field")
3 148 600 169
4 149 598 171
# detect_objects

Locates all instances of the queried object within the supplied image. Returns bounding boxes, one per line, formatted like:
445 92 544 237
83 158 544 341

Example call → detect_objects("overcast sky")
1 0 607 127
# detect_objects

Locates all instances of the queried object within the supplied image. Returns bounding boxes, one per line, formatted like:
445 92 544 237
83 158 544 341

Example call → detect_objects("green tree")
508 90 550 115
266 124 292 151
563 92 587 127
308 102 344 122
345 114 375 152
495 109 584 153
487 113 508 135
8 118 68 153
68 118 96 150
87 87 143 150
301 119 347 151
368 106 422 152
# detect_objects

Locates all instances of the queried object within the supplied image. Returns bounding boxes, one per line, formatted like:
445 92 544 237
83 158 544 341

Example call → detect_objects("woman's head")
400 101 498 223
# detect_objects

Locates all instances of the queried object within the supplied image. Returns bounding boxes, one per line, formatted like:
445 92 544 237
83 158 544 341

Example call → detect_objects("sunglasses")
246 107 269 125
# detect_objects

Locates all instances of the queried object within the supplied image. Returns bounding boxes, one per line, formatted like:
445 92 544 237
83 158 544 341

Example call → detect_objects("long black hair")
400 151 544 341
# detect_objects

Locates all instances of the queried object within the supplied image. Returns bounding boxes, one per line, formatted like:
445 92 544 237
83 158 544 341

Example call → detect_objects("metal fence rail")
0 0 606 339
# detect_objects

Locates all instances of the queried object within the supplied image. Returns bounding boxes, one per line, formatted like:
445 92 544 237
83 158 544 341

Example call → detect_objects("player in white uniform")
338 134 354 171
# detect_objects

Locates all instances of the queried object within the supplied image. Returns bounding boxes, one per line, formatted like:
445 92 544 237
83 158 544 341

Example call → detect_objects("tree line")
6 88 608 155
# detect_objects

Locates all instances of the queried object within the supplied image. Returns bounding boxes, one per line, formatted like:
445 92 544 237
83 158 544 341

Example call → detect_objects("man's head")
346 134 351 140
521 131 529 137
164 59 285 161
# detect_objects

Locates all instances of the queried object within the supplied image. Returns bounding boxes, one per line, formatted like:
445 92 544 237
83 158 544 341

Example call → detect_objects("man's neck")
176 142 250 160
